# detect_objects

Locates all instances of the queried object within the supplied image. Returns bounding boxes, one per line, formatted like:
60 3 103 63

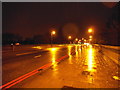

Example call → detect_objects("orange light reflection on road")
48 47 58 71
68 45 72 64
75 45 79 62
87 45 96 72
75 45 79 57
32 46 41 49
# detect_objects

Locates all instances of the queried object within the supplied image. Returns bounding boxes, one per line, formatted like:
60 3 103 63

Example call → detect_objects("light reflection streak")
47 47 58 71
86 45 96 83
68 45 73 64
32 46 41 49
87 45 96 72
75 45 79 61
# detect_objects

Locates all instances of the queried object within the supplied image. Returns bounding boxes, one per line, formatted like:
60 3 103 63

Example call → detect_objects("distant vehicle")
11 43 14 45
11 43 20 46
15 43 20 46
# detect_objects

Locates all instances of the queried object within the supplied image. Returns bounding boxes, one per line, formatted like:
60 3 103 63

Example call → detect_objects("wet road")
2 44 119 88
2 45 74 85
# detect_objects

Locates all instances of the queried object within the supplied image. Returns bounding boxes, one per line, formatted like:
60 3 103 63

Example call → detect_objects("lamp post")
51 30 56 47
75 38 78 44
88 28 93 44
89 35 92 39
84 39 86 43
75 38 78 41
68 36 72 44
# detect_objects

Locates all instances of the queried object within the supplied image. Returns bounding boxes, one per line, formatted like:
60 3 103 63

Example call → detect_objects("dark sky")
2 2 116 39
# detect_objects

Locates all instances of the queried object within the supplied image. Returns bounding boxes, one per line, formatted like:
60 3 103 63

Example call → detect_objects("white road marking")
34 55 41 58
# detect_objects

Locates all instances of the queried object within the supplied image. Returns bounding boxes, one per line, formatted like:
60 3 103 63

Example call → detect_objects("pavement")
2 44 73 85
2 44 119 88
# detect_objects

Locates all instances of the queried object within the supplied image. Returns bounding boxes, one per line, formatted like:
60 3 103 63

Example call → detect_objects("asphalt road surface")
2 44 120 88
2 45 74 85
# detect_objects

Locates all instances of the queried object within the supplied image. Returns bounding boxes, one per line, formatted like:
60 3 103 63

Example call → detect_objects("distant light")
32 46 41 49
89 39 92 41
68 36 72 39
84 39 86 42
88 28 93 33
15 43 20 45
75 38 78 41
89 35 92 39
84 43 90 46
51 31 56 35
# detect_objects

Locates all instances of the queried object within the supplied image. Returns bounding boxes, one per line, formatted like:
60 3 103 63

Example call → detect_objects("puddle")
112 76 120 80
82 71 90 75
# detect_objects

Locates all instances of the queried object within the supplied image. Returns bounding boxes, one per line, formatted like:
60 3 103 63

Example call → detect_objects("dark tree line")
2 31 69 45
2 33 23 45
97 2 120 46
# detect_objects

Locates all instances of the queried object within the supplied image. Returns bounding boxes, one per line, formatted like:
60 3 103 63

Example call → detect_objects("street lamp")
88 28 94 44
88 28 93 33
89 35 92 39
75 38 78 41
51 31 56 35
68 36 71 39
51 30 56 47
89 38 92 41
68 36 72 44
84 39 86 42
75 38 78 44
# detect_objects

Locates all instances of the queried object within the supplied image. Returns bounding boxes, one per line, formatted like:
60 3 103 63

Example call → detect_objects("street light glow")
82 38 84 40
51 31 56 35
88 28 93 33
68 36 72 39
89 35 92 39
75 38 78 41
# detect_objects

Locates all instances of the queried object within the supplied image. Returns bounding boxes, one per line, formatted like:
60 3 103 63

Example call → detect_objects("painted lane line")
0 69 37 88
5 71 39 89
0 62 53 89
34 55 41 58
1 52 73 89
0 62 52 89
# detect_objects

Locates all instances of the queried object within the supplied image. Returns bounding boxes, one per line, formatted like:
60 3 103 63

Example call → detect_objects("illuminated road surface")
2 45 74 85
2 44 119 88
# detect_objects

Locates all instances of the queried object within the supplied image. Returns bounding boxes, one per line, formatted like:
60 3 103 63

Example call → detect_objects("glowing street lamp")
51 30 56 35
82 38 84 40
74 38 78 44
51 30 56 47
89 38 92 41
84 39 86 42
88 28 93 33
68 36 72 44
68 36 72 40
89 35 92 39
75 38 78 41
88 27 94 44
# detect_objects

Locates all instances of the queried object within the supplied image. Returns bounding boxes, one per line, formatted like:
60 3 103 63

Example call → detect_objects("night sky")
2 2 116 39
